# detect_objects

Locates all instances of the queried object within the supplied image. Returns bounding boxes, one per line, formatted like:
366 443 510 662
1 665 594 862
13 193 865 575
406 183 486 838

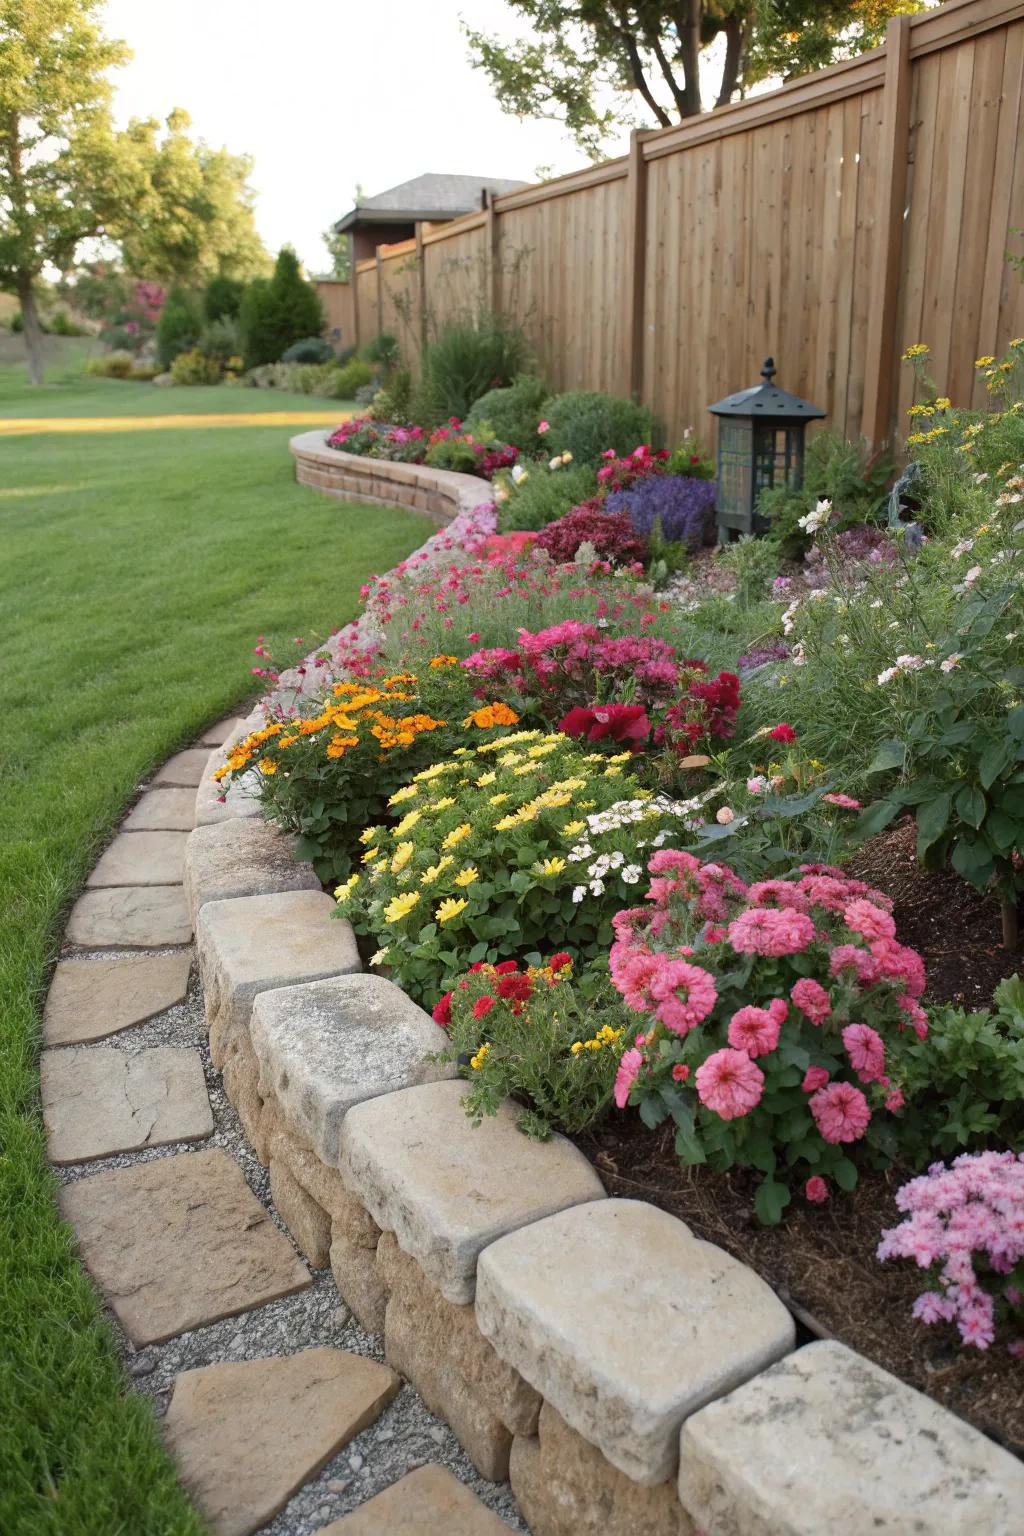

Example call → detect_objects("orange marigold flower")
464 702 521 730
429 655 459 667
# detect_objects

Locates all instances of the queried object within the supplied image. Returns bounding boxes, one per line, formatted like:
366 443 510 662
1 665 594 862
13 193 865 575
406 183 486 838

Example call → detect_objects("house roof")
334 173 528 232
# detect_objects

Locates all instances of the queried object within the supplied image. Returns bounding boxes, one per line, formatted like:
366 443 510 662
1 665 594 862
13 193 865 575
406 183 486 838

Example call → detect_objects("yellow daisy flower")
454 866 479 887
436 896 468 924
421 856 453 884
442 823 472 850
388 784 419 806
535 856 566 877
384 891 421 923
391 841 414 874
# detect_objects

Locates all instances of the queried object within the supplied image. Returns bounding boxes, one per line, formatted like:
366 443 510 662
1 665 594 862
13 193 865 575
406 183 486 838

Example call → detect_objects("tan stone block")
269 1157 331 1269
385 1293 512 1482
123 788 197 832
510 1404 694 1536
164 1348 399 1536
330 1228 388 1335
221 1036 272 1162
319 1464 512 1534
268 1123 371 1226
154 749 210 787
377 1233 539 1436
42 1045 212 1164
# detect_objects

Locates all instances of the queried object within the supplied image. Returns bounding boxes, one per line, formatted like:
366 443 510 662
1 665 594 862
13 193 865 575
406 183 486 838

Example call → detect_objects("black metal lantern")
708 358 825 542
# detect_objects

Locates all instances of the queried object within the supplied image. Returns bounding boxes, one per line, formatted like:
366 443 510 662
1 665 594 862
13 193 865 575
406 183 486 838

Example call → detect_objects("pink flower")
802 1066 830 1093
822 792 861 809
810 1081 871 1143
727 1005 782 1057
649 958 718 1036
844 898 896 944
727 907 815 956
695 1048 764 1120
842 1023 886 1084
614 1048 643 1109
671 1063 690 1082
791 977 831 1025
537 419 550 434
805 1176 829 1203
885 1088 905 1112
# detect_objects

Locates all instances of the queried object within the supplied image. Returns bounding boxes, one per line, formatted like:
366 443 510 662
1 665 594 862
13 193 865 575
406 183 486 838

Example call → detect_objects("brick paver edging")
289 430 496 527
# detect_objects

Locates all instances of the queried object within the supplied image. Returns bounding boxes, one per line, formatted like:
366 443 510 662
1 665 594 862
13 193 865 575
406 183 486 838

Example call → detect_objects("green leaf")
979 738 1016 789
1007 704 1024 742
754 1178 791 1226
867 739 906 773
955 784 986 830
951 838 994 888
831 1157 858 1192
853 799 901 840
915 793 951 858
638 1095 668 1130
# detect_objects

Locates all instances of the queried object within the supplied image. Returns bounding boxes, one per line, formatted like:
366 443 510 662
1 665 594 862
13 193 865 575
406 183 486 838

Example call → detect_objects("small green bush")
48 309 87 337
156 285 203 368
204 274 245 323
496 462 598 533
371 369 413 423
543 389 658 467
757 431 894 558
199 316 242 366
464 375 549 450
282 336 335 364
238 248 324 368
362 331 401 371
169 348 222 386
416 316 530 424
85 350 136 379
332 358 373 399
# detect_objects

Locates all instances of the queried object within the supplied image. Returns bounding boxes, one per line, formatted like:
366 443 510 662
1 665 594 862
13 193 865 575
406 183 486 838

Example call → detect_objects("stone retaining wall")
289 430 496 527
183 808 1024 1536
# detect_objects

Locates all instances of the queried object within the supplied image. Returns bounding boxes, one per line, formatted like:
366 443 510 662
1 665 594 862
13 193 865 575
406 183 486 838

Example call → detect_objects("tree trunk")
716 17 745 107
1001 897 1019 952
677 0 704 118
17 274 45 386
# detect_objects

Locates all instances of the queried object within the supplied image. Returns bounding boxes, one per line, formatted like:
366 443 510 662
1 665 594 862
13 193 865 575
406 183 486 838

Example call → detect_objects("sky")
101 0 629 274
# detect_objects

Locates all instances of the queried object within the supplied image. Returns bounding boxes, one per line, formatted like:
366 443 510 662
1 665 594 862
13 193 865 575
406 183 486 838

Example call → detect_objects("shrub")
155 284 202 368
199 316 242 367
495 461 598 533
332 358 373 398
169 348 222 385
49 309 87 337
238 247 324 368
436 957 624 1138
204 274 245 323
423 420 517 479
371 369 413 423
718 533 781 605
665 431 716 480
757 430 894 558
416 315 530 424
544 390 658 468
282 336 335 364
341 730 696 1003
464 376 550 450
84 350 136 379
878 1151 1024 1353
611 855 927 1222
362 331 401 371
534 502 647 566
606 475 717 551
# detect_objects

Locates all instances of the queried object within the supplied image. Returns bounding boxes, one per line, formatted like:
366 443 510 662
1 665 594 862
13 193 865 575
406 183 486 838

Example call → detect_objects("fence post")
414 223 428 367
374 249 384 341
861 14 913 447
623 129 649 401
486 199 502 316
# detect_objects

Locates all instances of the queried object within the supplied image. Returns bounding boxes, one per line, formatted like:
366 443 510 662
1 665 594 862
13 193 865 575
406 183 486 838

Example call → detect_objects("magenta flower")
843 898 897 944
727 906 815 956
802 1066 830 1093
727 1004 782 1057
805 1176 829 1203
649 958 717 1036
810 1081 871 1143
842 1022 886 1084
614 1047 643 1109
791 977 831 1024
695 1048 764 1120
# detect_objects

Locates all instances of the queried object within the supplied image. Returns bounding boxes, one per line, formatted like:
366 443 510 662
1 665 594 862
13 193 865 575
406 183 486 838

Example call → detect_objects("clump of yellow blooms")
570 1023 624 1056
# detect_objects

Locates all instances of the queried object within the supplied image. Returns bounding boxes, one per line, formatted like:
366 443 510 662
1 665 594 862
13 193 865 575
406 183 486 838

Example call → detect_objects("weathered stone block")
319 1464 511 1534
199 716 240 748
154 748 210 787
678 1339 1024 1536
86 831 188 888
338 1079 605 1304
267 1122 369 1224
164 1348 399 1536
196 890 360 1069
377 1233 539 1435
194 748 262 827
221 1034 273 1161
269 1157 331 1269
475 1198 794 1486
250 975 453 1166
511 1403 694 1536
184 818 319 929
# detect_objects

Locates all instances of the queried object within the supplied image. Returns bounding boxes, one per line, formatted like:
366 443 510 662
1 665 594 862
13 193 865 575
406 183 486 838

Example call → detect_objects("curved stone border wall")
289 430 495 527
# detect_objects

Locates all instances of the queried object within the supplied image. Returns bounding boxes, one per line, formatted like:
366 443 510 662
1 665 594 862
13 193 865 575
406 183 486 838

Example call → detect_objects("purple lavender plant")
737 642 791 674
605 475 717 551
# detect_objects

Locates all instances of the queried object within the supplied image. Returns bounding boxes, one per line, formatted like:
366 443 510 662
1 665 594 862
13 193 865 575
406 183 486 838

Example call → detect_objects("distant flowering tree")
609 853 927 1223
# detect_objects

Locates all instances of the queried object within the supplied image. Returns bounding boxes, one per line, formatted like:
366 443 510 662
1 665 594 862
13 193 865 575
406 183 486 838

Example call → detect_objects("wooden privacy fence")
349 0 1024 447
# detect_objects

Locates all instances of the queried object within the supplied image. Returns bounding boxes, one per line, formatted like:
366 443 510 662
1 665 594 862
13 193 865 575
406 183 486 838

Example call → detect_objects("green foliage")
155 283 203 367
665 434 716 479
169 347 222 385
758 430 894 559
198 315 241 366
543 389 657 467
282 336 335 364
238 248 324 368
84 349 136 379
371 368 414 423
440 961 624 1138
204 273 245 322
495 461 597 532
332 358 373 398
416 315 530 424
361 331 401 371
464 375 550 449
718 534 780 607
895 976 1024 1162
47 308 87 336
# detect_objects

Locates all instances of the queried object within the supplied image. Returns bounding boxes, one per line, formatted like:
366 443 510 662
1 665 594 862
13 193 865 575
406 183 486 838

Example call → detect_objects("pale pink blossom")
613 1048 643 1109
810 1081 871 1143
791 977 831 1024
842 1022 886 1084
695 1048 764 1120
805 1176 829 1203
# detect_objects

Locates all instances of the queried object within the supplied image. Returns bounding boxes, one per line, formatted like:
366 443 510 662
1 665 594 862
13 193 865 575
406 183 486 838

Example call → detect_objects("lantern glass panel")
716 417 753 530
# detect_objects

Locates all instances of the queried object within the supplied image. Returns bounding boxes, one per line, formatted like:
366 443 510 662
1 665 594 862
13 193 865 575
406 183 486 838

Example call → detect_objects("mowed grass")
0 356 425 1534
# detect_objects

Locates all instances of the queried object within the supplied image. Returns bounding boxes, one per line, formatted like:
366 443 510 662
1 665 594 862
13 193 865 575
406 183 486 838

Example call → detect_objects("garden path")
44 715 524 1536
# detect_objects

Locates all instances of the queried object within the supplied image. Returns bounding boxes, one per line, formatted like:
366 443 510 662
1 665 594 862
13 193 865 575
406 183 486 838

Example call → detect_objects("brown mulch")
574 821 1024 1457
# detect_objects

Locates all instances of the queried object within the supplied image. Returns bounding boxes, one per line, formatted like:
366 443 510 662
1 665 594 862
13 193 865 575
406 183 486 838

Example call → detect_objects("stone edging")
289 430 495 527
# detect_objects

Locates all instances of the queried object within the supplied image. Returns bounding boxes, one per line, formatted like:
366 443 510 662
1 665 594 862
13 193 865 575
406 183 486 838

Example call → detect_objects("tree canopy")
464 1 930 157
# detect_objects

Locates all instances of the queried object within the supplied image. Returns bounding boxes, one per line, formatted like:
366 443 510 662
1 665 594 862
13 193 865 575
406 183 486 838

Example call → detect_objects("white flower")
974 472 989 484
510 464 529 485
781 600 801 636
940 653 963 673
622 865 642 884
572 885 587 902
548 455 563 471
964 564 982 587
797 498 832 535
589 879 605 897
877 666 899 685
870 599 883 609
369 947 390 966
895 654 928 670
950 539 974 559
791 643 807 667
1007 632 1019 643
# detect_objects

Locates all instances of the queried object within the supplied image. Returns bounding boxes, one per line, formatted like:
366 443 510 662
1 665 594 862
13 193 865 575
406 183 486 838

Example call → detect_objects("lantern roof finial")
708 358 825 420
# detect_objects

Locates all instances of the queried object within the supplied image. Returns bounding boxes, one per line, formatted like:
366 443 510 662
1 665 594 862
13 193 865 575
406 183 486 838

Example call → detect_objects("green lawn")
0 352 425 1534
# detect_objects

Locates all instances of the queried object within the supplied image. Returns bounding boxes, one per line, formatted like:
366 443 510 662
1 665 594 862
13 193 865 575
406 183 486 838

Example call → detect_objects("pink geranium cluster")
609 853 928 1216
595 444 670 491
878 1151 1024 1353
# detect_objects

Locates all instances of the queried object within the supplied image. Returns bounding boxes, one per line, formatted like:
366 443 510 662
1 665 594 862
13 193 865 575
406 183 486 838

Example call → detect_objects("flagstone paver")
86 830 189 887
59 1147 310 1345
163 1348 399 1536
320 1464 513 1534
123 788 198 831
154 748 212 786
43 952 193 1044
42 1046 213 1163
201 716 240 748
65 885 193 947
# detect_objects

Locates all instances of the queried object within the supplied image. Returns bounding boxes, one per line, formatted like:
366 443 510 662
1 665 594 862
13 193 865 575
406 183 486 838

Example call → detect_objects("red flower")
559 703 651 747
549 952 572 972
432 992 452 1026
473 995 496 1020
496 973 533 1003
493 960 520 975
805 1176 829 1203
769 723 797 743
